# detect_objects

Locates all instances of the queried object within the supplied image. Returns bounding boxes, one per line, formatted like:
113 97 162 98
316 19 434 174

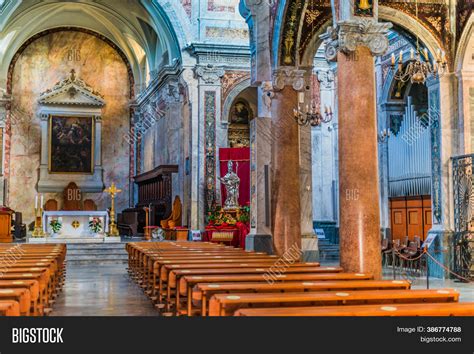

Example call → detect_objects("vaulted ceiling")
0 0 184 91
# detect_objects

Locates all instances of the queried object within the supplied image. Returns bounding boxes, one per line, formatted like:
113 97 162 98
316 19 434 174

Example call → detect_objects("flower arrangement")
238 205 250 223
49 219 62 234
89 217 103 234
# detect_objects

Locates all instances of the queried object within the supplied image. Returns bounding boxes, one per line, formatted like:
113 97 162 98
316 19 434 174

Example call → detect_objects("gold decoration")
32 195 46 238
305 9 321 25
104 183 122 237
71 220 80 229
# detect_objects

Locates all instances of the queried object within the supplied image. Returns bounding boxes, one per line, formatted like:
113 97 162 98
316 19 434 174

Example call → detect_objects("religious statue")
219 160 240 210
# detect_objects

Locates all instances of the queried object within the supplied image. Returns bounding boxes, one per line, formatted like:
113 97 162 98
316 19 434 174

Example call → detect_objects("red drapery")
219 147 250 207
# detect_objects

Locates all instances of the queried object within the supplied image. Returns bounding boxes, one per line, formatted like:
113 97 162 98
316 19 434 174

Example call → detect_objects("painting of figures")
49 116 94 173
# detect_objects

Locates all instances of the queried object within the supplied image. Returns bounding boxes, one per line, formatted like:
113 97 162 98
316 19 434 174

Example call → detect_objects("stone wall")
9 31 131 223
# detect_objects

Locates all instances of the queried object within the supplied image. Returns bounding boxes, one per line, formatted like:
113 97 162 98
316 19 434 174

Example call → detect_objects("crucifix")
104 182 122 237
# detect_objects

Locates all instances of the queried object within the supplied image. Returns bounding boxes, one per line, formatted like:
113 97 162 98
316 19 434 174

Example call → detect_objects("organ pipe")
388 96 431 197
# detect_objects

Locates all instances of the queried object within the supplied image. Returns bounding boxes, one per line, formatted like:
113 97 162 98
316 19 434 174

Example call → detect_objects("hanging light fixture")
293 91 333 127
377 128 391 143
390 0 447 84
293 0 333 127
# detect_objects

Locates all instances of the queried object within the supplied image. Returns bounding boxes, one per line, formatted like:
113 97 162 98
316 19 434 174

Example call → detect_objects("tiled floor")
52 263 158 316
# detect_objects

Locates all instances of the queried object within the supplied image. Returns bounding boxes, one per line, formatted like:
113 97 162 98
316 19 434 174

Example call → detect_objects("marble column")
337 46 382 278
426 73 459 278
194 64 224 229
0 91 9 205
246 114 273 253
321 4 391 277
299 121 318 261
458 71 474 154
271 68 305 255
299 67 318 261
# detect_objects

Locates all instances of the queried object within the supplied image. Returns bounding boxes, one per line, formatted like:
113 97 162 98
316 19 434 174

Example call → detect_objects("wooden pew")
233 302 474 316
0 288 31 316
167 266 336 313
208 288 460 316
0 280 40 315
139 250 272 287
177 273 373 316
145 254 279 293
192 280 412 316
151 255 282 300
0 244 66 316
0 300 20 316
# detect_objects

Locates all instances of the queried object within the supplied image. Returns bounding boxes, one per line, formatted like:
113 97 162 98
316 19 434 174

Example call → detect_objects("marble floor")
321 261 474 302
52 263 159 316
52 260 473 316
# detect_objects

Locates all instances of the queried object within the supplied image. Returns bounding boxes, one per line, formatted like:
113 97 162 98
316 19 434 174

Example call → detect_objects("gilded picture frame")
48 115 95 174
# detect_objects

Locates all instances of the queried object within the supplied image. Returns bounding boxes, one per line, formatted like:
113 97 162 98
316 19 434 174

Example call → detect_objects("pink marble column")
338 47 382 279
271 85 301 255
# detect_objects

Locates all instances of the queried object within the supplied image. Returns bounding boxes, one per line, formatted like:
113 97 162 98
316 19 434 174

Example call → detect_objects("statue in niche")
219 160 240 210
355 0 373 17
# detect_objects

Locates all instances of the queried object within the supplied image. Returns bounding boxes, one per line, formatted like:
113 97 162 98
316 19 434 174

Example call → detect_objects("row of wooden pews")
127 241 474 316
0 244 66 316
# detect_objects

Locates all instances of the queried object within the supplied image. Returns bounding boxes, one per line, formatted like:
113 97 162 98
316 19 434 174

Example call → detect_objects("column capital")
194 64 225 85
39 113 49 121
317 69 335 90
320 19 392 60
272 66 308 91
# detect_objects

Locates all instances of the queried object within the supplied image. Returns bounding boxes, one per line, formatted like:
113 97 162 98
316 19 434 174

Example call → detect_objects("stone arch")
6 27 135 97
378 6 443 63
455 15 474 153
455 13 474 72
0 1 185 91
222 78 252 123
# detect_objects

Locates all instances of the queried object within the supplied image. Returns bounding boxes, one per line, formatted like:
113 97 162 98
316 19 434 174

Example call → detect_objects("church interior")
0 0 472 318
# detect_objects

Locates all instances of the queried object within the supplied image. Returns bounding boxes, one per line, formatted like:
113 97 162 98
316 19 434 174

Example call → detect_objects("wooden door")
390 198 407 241
407 198 423 240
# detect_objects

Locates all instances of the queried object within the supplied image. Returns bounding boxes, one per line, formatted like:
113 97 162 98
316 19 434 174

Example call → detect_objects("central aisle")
52 263 158 316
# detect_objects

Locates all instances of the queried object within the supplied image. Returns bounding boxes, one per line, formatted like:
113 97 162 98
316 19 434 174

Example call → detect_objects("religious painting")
49 115 94 174
354 0 373 17
230 100 252 125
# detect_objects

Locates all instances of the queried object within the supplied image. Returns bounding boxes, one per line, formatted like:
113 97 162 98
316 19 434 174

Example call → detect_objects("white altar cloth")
43 211 109 237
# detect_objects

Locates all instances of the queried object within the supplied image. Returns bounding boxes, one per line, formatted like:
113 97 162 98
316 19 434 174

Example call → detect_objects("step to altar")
27 236 121 244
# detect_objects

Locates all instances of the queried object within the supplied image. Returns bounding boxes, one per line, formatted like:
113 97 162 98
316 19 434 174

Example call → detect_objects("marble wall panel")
10 31 131 222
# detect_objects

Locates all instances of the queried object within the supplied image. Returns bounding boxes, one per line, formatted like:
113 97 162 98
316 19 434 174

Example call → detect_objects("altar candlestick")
35 195 38 210
40 195 44 209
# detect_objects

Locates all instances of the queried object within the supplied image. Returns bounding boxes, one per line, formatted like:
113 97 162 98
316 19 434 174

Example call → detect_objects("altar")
42 211 109 237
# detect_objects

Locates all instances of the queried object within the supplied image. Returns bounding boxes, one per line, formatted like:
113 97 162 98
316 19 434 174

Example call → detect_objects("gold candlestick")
104 182 122 237
32 207 46 237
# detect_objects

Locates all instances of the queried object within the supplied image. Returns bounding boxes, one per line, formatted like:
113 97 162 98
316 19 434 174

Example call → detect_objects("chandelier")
293 92 333 127
292 0 333 128
390 0 447 85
